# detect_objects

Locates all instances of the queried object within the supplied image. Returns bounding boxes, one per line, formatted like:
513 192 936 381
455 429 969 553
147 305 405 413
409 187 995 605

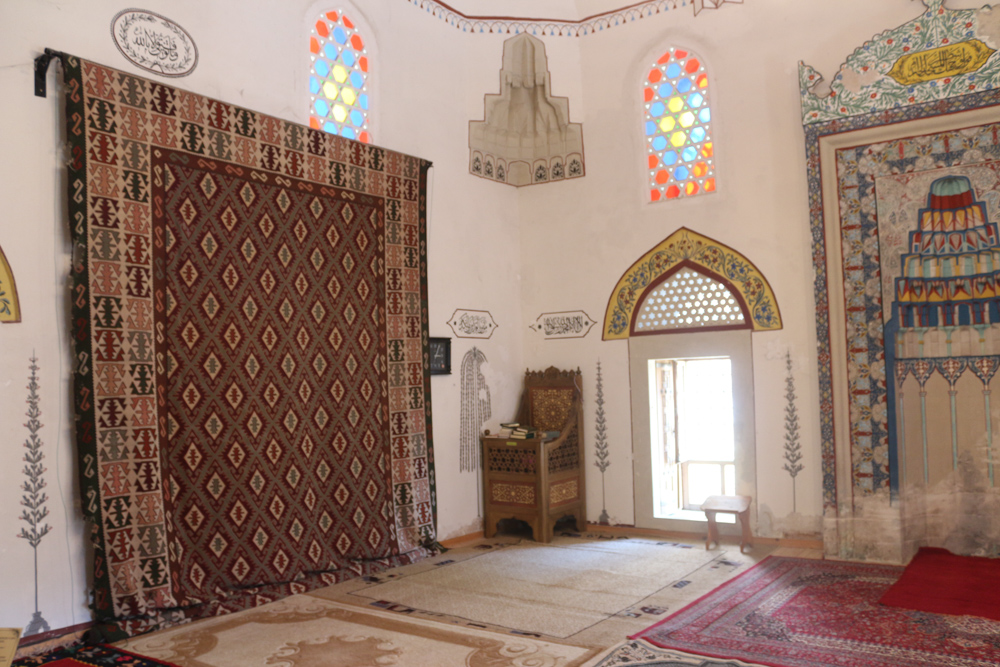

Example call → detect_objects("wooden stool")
700 495 753 554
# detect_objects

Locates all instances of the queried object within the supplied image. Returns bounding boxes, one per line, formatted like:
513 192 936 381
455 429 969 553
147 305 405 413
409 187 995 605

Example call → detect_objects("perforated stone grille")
635 267 744 331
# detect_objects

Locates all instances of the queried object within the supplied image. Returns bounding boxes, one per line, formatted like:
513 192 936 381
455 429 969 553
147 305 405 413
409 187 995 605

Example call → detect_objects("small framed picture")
428 337 451 375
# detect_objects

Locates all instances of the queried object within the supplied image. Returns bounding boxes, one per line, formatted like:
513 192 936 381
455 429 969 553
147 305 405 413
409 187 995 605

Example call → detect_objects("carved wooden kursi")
481 367 586 542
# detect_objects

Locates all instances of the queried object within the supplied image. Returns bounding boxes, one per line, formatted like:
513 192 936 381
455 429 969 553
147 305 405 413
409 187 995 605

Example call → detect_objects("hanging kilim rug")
61 54 436 638
631 556 1000 667
13 645 179 667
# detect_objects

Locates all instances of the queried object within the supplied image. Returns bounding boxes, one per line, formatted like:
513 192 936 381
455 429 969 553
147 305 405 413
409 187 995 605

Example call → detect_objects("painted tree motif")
782 352 804 512
594 360 611 524
18 354 51 635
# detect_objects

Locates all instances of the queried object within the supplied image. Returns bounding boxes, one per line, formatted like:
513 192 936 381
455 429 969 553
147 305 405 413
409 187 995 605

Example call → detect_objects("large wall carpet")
632 556 1000 667
62 55 435 637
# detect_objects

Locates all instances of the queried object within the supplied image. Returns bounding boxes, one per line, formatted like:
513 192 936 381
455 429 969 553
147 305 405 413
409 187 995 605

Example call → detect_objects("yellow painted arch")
603 227 781 340
0 244 20 323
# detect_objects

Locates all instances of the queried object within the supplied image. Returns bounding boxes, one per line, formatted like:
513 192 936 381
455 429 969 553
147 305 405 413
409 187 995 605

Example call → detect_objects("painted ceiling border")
800 0 1000 124
403 0 743 37
602 226 781 340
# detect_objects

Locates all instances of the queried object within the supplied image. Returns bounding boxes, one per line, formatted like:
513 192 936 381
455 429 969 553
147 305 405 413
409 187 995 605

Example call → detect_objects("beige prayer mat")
118 594 601 667
310 534 773 647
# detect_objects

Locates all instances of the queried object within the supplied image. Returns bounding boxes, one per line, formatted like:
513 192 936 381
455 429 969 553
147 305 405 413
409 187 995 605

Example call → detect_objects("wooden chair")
481 367 586 543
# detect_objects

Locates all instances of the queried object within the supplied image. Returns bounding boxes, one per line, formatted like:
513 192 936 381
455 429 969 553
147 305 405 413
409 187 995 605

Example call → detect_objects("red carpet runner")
879 547 1000 621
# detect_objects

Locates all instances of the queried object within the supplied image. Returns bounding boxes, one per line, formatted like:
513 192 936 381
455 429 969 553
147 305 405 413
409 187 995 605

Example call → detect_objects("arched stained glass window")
634 267 745 333
644 47 714 202
309 10 371 143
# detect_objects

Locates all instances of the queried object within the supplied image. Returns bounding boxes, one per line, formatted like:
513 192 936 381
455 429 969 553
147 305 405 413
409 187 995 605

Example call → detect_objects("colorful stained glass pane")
644 46 715 202
310 10 372 144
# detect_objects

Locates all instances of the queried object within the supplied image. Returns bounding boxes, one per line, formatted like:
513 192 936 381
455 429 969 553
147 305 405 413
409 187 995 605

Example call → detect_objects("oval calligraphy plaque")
111 9 198 77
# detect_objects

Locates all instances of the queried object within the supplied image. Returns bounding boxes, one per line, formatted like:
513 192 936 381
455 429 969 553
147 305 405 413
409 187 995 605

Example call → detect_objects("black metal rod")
34 48 65 98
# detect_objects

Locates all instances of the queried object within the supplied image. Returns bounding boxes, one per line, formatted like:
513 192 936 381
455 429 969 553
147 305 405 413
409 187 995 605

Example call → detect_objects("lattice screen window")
644 47 715 202
309 10 371 143
635 268 744 332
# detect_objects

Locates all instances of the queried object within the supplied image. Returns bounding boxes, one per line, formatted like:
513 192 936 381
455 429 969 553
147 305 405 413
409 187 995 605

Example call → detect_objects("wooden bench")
700 495 753 553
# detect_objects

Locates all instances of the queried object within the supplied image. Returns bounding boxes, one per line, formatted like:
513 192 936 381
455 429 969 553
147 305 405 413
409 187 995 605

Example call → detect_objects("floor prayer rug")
631 556 1000 667
879 546 1000 621
118 594 601 667
13 645 179 667
310 534 773 647
583 640 766 667
59 54 435 638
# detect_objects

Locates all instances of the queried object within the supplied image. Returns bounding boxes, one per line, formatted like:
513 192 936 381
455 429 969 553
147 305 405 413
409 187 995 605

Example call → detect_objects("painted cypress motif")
594 360 611 524
18 354 51 636
782 352 803 513
460 347 491 474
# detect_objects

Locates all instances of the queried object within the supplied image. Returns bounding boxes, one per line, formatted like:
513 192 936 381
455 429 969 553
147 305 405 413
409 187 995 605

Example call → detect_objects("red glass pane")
697 74 709 88
359 56 368 73
343 15 355 29
326 11 338 21
655 169 669 185
704 178 716 192
309 117 321 129
315 20 329 37
657 52 671 65
674 50 688 59
666 185 680 199
648 68 662 83
351 34 364 51
685 181 699 195
685 58 700 74
693 162 707 177
701 143 713 158
651 189 661 202
359 131 371 144
310 37 320 54
648 155 659 169
644 87 654 102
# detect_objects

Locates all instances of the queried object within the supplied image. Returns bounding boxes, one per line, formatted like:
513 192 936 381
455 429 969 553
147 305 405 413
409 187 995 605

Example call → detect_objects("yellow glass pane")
668 96 684 113
341 87 357 105
332 65 348 83
679 111 695 128
658 116 676 132
670 131 687 147
323 82 339 99
333 105 348 123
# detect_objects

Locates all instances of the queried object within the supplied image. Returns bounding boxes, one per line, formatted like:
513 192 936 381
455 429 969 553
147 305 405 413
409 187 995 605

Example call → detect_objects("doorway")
630 330 756 531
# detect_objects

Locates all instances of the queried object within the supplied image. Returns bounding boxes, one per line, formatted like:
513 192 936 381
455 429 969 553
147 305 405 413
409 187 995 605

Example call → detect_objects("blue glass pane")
662 150 678 166
314 99 330 116
342 49 356 67
687 93 704 108
690 127 706 143
314 60 330 77
699 108 711 123
350 110 364 126
658 83 673 98
349 71 364 88
666 63 682 78
645 121 657 136
359 94 369 110
342 127 357 139
674 166 690 180
682 147 698 162
649 102 665 117
324 44 338 60
677 78 692 93
333 26 347 45
652 136 668 151
323 121 339 134
309 77 320 94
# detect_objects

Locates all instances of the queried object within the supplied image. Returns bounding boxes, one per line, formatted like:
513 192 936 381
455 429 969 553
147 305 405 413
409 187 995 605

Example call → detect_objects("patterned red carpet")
631 556 1000 667
14 645 178 667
